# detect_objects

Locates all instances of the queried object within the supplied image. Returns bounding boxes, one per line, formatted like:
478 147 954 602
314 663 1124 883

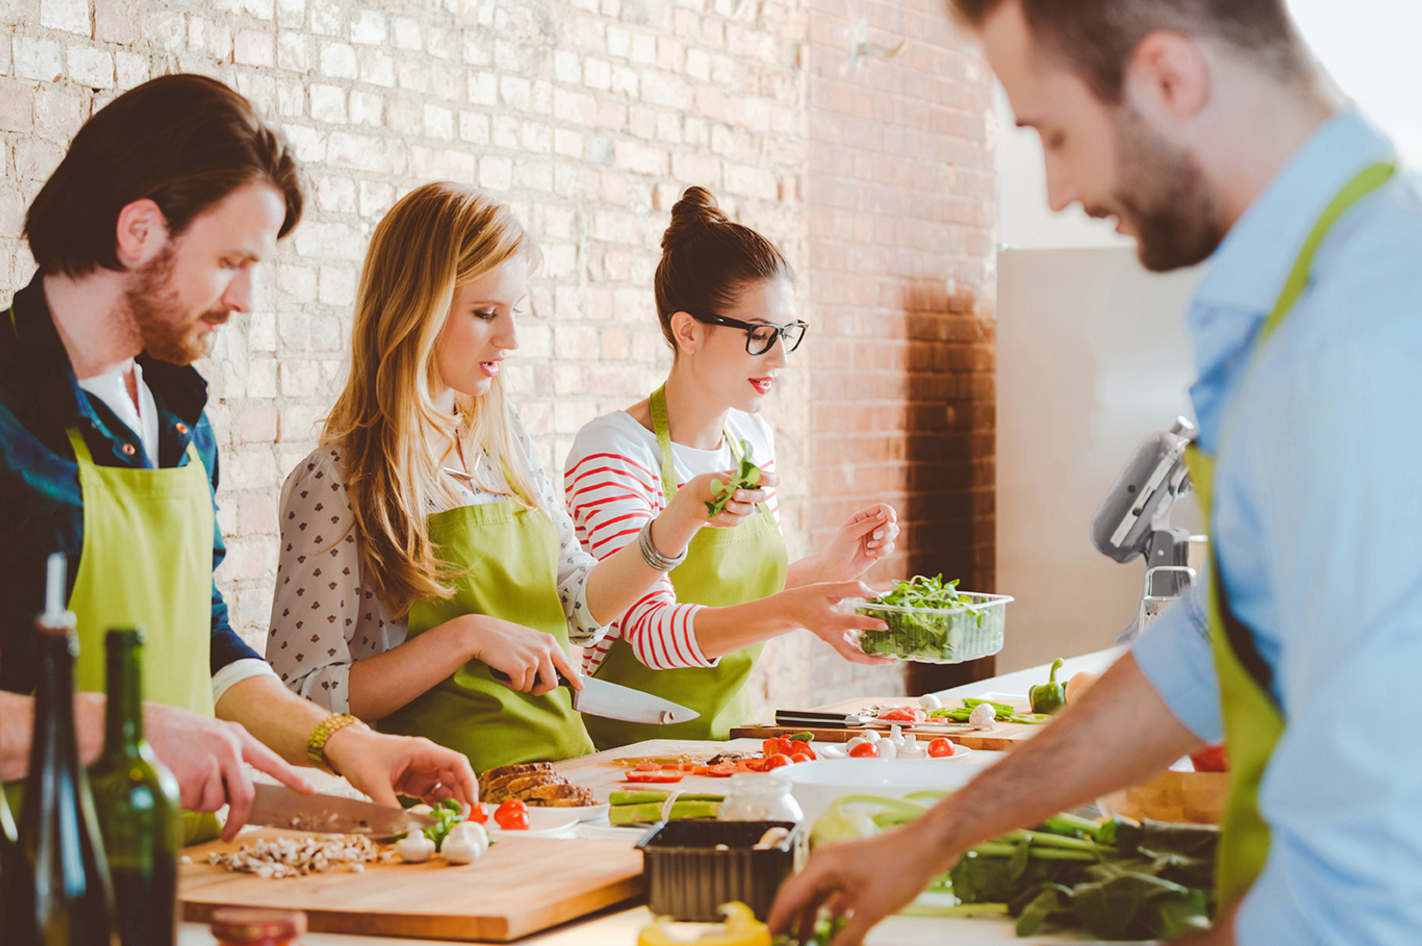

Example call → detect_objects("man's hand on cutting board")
768 654 1205 945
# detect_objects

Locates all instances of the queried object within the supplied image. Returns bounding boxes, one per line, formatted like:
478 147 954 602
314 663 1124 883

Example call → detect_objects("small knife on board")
245 783 438 839
773 710 875 729
490 669 699 725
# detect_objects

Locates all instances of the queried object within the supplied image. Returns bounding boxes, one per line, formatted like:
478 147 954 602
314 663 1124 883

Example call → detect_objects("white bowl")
782 758 980 828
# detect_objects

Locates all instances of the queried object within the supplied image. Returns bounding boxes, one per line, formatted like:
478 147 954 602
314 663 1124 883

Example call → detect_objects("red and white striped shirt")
564 409 780 674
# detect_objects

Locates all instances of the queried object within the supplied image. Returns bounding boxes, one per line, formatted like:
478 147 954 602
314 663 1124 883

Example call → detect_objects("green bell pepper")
1028 658 1066 715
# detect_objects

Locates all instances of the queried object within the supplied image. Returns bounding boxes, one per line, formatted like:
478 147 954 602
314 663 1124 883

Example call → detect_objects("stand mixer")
1090 417 1203 644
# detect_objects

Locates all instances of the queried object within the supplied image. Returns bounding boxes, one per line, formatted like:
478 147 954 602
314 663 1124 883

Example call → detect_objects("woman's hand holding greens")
462 615 583 696
784 581 899 665
679 468 778 530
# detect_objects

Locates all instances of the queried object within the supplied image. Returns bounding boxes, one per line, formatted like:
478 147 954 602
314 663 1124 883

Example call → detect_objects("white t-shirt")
563 409 780 674
77 361 159 465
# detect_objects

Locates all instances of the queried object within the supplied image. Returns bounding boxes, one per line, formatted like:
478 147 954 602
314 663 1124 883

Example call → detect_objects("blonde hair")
322 182 543 619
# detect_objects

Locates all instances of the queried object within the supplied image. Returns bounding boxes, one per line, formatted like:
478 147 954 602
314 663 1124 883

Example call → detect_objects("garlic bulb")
394 833 436 863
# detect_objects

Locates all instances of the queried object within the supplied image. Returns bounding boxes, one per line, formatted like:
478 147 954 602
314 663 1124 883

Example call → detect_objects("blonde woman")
266 182 765 770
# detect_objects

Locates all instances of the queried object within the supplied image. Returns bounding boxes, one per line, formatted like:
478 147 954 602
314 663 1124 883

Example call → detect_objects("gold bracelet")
306 714 369 774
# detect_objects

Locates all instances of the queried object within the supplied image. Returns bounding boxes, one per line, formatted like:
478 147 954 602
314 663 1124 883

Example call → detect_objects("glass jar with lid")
210 907 307 946
716 773 803 823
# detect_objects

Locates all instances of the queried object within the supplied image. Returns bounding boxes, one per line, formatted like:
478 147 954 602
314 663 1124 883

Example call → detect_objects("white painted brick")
493 39 519 72
358 47 394 87
607 25 630 58
391 15 421 50
613 139 667 176
411 146 474 181
358 180 394 219
145 10 188 52
423 103 453 140
479 154 512 191
492 115 518 150
458 110 489 144
40 0 89 35
189 17 233 59
276 79 305 118
521 122 552 154
554 49 580 84
462 30 491 66
397 59 429 94
12 38 62 82
235 72 277 115
686 47 710 80
319 40 357 79
277 264 317 303
468 71 496 106
33 86 84 137
280 122 325 162
234 29 274 67
611 66 638 97
67 46 114 88
532 79 553 114
316 175 355 212
349 89 382 126
276 0 305 28
500 75 530 109
309 0 343 36
309 84 346 123
631 33 655 64
554 128 582 158
426 25 452 60
276 31 309 72
350 8 386 45
327 131 405 174
243 0 275 20
292 221 363 261
114 50 148 88
583 56 611 91
317 265 355 305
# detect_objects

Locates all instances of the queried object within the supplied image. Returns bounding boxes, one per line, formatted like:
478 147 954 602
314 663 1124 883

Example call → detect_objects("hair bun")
662 186 730 251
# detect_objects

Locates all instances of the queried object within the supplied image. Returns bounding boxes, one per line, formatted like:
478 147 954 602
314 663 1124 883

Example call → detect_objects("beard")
1105 106 1226 273
124 245 231 365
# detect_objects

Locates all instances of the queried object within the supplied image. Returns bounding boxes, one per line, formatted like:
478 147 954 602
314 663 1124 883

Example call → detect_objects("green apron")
1184 161 1396 907
583 387 789 749
70 424 219 844
378 500 595 773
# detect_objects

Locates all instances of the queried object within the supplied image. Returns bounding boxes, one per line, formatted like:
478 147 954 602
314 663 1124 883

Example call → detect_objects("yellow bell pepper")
638 902 771 946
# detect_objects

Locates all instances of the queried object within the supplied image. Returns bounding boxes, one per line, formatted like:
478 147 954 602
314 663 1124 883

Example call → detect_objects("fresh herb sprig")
704 440 761 517
868 574 975 610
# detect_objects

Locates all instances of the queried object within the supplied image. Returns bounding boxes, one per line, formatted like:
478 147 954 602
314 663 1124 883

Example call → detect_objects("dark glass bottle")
1 653 19 927
13 583 117 946
88 629 180 946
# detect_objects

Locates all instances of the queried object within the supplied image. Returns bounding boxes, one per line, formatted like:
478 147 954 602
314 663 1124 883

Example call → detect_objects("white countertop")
183 647 1134 945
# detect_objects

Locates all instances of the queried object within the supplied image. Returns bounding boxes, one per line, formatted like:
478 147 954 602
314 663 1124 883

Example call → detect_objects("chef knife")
773 710 874 729
490 669 700 725
245 783 438 839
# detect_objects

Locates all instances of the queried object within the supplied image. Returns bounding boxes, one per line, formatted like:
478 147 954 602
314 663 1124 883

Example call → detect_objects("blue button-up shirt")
0 276 262 694
1133 109 1422 944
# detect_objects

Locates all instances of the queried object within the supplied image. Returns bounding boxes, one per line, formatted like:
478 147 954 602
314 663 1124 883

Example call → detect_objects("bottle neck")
28 630 81 783
104 639 146 757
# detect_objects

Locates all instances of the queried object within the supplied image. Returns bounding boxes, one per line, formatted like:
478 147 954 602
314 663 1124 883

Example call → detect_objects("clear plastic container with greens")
852 575 1012 664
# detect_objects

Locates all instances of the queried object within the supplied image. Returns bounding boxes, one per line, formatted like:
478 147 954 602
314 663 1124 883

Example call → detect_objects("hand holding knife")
490 668 698 725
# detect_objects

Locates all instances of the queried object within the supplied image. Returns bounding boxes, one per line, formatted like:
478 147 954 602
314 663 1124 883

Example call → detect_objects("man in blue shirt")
1 75 476 835
772 1 1422 944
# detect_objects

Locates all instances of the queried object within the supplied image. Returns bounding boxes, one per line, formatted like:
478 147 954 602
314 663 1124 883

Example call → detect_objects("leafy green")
705 440 761 517
771 913 846 946
853 575 1004 662
808 795 935 849
950 817 1220 939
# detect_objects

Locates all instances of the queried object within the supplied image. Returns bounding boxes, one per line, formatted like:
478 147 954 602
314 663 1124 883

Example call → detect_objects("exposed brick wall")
0 0 994 717
799 0 997 702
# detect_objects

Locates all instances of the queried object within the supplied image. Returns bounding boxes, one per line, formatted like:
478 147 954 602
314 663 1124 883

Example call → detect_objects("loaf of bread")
479 763 596 807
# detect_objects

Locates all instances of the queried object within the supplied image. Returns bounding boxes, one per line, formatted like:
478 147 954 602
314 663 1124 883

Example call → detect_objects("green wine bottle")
88 628 180 946
13 553 117 946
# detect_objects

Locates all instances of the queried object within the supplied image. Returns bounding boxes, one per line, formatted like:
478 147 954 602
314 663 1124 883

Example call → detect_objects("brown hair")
653 186 793 351
322 182 542 619
947 0 1306 102
26 74 305 276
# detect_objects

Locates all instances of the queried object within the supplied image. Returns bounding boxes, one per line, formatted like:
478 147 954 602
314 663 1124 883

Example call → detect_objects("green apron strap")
66 424 95 464
1191 159 1396 908
650 385 738 504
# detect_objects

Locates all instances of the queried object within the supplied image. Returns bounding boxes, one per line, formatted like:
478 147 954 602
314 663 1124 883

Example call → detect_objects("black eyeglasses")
690 313 809 355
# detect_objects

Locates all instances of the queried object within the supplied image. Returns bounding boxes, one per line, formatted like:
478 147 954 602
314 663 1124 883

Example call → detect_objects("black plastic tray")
636 820 802 922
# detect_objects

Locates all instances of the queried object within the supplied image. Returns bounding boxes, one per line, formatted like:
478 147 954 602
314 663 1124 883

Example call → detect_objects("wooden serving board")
180 830 644 942
729 696 1047 752
554 738 767 798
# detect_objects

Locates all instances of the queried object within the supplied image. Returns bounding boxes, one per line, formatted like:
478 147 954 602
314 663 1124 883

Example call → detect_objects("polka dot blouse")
264 409 609 715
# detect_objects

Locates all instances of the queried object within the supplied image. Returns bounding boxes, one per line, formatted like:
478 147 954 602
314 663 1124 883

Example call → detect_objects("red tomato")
467 804 489 824
495 799 527 815
494 807 529 830
790 752 814 765
764 753 794 770
1190 744 1229 773
848 742 879 758
928 737 955 758
776 737 796 756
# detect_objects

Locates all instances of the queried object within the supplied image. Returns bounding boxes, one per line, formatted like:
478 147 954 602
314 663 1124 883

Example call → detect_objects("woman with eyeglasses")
564 186 901 747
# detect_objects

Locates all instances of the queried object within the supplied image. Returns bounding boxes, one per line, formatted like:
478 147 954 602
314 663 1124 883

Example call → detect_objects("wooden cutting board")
180 830 644 942
554 738 768 797
728 696 1048 752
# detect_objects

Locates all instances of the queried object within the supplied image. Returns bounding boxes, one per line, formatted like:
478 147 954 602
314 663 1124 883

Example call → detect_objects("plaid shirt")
0 275 260 694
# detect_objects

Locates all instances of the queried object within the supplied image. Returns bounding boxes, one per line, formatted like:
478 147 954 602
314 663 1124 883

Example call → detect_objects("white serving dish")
782 757 980 828
481 804 580 838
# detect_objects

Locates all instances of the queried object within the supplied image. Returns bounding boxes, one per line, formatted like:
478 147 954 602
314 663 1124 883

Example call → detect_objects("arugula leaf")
704 440 762 517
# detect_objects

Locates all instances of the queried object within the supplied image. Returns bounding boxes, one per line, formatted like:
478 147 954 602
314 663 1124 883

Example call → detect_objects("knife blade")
245 783 438 839
489 669 700 725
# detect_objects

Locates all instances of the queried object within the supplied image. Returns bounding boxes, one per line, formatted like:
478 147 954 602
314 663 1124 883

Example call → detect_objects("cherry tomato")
495 799 528 815
494 807 530 830
790 752 814 765
928 737 955 758
467 803 489 824
1190 744 1229 773
764 753 794 770
848 742 879 758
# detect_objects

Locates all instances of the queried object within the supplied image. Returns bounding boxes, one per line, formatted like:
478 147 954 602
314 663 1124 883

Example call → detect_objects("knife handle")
490 668 571 689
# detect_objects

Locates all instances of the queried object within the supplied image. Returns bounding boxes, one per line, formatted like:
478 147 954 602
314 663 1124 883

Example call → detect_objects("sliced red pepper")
625 769 686 783
693 763 737 777
876 707 926 723
634 761 662 772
